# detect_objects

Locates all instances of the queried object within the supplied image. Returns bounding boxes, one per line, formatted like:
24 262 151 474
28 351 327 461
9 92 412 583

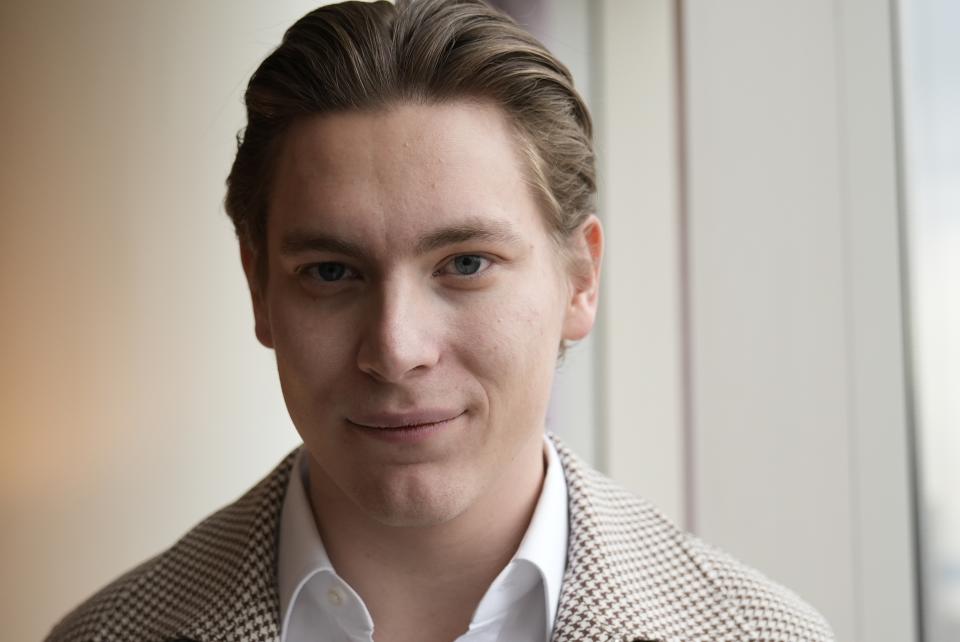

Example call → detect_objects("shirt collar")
523 435 569 631
277 435 569 639
470 436 569 634
277 447 335 633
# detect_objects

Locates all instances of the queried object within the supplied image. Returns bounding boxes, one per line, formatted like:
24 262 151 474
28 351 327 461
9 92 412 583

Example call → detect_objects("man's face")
245 100 600 527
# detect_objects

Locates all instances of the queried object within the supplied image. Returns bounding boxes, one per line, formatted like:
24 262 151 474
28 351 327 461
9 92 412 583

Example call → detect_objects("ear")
561 214 604 342
240 242 274 349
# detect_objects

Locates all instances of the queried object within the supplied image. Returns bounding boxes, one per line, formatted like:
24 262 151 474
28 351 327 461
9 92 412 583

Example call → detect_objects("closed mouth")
346 410 466 430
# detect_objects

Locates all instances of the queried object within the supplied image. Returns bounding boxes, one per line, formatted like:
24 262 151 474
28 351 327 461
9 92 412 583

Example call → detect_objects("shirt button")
327 587 344 606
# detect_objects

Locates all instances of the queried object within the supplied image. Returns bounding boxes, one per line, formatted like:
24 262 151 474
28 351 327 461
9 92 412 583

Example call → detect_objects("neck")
306 432 546 642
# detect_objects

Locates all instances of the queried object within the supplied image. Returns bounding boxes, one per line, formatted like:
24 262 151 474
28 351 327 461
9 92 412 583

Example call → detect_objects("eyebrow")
415 218 524 254
280 233 371 261
279 217 525 260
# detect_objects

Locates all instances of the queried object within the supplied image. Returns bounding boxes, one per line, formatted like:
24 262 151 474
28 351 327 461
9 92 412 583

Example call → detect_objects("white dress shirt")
277 436 569 642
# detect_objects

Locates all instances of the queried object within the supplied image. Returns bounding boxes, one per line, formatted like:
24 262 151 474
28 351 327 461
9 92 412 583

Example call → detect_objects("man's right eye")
301 262 354 282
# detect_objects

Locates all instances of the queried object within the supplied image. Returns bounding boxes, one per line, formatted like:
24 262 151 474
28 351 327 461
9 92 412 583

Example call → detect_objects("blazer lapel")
549 435 665 642
548 435 743 642
167 451 296 642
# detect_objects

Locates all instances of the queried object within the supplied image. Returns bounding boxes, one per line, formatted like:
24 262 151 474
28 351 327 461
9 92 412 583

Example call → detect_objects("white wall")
683 1 856 633
682 1 916 640
594 2 917 640
594 0 687 525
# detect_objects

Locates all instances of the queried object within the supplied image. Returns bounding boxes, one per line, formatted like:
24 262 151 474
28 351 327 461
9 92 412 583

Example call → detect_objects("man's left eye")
439 255 491 277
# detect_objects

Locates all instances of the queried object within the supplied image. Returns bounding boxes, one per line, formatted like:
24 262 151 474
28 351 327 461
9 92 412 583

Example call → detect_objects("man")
49 1 834 641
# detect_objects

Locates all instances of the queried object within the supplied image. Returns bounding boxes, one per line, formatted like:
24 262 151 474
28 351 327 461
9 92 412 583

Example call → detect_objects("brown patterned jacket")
48 436 834 642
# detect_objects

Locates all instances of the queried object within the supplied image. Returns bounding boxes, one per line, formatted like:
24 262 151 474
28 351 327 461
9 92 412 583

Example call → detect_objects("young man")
49 1 834 641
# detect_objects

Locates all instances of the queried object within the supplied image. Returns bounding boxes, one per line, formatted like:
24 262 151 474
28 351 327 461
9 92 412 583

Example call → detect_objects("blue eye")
451 255 485 275
306 262 348 281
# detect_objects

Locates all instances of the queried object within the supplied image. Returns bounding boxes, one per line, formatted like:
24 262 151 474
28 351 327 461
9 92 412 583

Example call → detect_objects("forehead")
267 100 550 255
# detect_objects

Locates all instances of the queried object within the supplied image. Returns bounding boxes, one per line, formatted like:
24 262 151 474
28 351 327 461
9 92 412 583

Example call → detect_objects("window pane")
899 1 960 640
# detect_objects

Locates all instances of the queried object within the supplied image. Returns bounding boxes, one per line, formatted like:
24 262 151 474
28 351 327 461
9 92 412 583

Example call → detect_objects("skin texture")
242 100 602 641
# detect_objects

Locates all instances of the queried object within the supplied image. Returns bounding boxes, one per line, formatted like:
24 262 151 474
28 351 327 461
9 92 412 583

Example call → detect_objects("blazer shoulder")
46 450 297 642
681 534 836 642
46 551 168 642
552 437 835 642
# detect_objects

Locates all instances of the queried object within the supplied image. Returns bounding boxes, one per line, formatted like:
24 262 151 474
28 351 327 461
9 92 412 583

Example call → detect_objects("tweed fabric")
48 436 834 642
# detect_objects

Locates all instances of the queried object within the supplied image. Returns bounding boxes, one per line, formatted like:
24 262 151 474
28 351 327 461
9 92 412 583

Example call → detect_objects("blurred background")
0 1 956 640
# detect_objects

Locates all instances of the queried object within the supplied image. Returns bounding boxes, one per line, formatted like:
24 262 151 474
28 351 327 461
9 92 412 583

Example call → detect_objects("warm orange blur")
0 3 313 639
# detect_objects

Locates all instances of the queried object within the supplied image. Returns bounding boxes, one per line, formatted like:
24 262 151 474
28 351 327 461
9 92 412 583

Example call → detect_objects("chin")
352 466 477 528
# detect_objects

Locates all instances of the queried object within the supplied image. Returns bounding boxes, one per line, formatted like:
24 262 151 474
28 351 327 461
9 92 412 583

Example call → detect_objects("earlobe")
240 242 274 349
562 215 604 342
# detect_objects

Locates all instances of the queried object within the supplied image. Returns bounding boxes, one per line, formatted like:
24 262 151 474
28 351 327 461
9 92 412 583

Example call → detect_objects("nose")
355 278 441 383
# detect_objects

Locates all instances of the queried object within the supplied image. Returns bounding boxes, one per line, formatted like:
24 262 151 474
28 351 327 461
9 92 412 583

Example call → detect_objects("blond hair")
225 0 596 283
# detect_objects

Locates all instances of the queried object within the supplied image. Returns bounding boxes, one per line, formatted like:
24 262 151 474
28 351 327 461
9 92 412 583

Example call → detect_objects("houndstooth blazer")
48 436 834 642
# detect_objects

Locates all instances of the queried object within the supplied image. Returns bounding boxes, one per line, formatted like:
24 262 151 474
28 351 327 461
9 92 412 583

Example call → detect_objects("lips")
347 409 465 429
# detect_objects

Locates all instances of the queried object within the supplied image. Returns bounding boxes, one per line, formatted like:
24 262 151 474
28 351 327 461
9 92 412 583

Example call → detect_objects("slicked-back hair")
225 0 596 283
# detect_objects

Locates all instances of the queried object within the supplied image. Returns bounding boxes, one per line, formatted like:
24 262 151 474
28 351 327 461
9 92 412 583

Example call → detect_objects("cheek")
268 293 356 405
454 281 563 412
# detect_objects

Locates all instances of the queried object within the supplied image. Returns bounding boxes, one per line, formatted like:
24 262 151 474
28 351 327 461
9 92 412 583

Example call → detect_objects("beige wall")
0 3 323 639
